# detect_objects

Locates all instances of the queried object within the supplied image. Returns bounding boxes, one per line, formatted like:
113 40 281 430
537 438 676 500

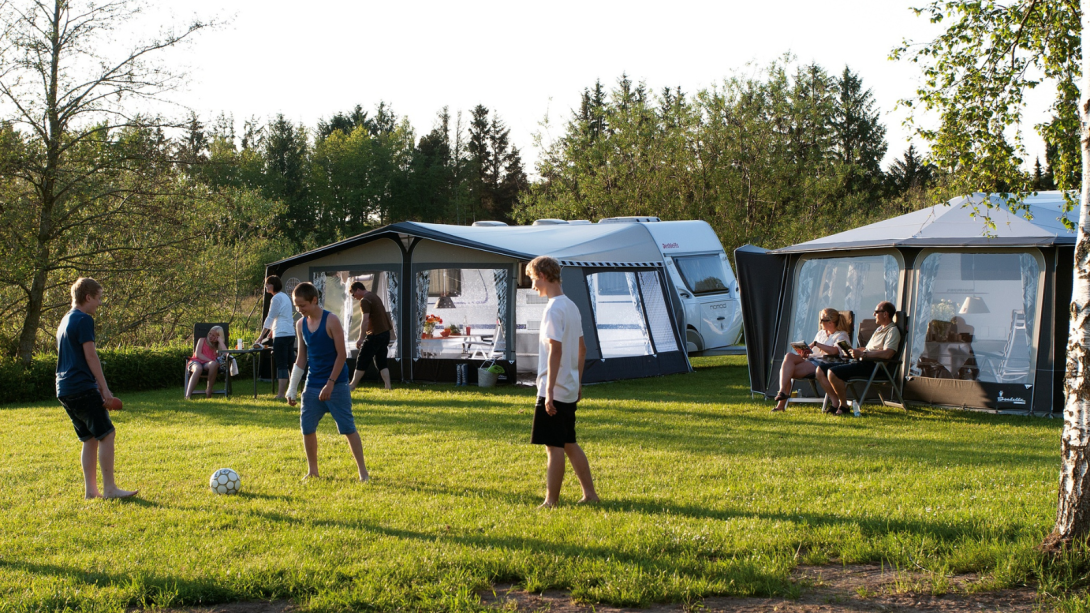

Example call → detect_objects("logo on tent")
997 390 1026 406
661 242 679 249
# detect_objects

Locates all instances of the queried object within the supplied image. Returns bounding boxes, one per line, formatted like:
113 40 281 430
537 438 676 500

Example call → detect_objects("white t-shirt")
537 294 584 403
263 292 295 339
813 329 849 357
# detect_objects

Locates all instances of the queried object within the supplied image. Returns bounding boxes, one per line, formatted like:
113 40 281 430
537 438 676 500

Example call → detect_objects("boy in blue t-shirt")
56 278 137 499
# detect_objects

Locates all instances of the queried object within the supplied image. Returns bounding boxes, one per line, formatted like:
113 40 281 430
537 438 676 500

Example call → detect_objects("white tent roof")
774 191 1079 254
270 220 666 268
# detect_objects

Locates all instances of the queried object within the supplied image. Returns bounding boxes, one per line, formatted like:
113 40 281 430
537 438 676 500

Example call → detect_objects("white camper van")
596 217 744 353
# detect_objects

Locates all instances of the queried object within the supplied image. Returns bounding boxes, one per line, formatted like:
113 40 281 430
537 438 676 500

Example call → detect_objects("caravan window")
908 251 1042 385
788 254 901 347
673 255 729 295
428 269 462 297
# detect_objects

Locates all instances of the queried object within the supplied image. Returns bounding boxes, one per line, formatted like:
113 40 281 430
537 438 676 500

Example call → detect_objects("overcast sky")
161 0 1056 173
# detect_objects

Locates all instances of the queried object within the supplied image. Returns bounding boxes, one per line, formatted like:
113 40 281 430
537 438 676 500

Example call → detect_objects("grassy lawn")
0 356 1075 611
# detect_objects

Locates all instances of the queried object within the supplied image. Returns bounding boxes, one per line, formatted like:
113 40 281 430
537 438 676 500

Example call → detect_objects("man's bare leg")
379 368 391 390
81 438 101 499
349 369 366 390
98 431 137 498
302 433 320 479
828 372 850 412
275 378 288 400
540 446 566 508
564 443 599 503
345 432 369 482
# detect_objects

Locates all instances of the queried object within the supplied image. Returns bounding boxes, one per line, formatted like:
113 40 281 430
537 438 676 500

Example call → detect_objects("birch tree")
895 0 1090 548
0 0 207 363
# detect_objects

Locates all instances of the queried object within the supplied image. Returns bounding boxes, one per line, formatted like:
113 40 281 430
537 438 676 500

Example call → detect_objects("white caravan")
596 217 743 353
523 217 742 354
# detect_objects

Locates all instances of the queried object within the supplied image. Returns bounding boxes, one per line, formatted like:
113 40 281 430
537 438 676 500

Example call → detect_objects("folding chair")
826 311 908 415
787 311 853 406
183 322 232 397
466 320 506 360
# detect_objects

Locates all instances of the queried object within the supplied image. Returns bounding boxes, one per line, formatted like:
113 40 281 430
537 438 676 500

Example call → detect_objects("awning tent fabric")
774 193 1076 254
740 191 1079 414
268 221 669 270
265 221 690 385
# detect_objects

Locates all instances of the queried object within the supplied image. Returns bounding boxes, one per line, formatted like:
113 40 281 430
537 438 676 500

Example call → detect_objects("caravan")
596 217 744 354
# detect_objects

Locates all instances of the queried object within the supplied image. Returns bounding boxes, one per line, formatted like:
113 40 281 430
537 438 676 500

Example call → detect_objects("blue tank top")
301 310 348 386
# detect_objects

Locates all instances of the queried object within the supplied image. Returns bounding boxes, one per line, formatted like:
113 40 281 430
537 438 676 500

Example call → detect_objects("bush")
0 345 191 405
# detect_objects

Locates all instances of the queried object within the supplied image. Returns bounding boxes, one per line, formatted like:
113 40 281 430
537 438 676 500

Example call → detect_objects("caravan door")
669 253 739 350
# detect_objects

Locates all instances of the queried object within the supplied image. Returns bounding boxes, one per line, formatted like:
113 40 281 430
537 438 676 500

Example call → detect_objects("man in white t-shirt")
527 256 599 508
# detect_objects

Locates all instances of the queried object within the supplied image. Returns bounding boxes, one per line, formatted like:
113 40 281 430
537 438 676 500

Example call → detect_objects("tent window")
428 269 462 297
586 271 653 358
908 252 1040 385
595 272 632 296
416 268 507 360
673 254 730 295
788 255 900 348
311 270 399 360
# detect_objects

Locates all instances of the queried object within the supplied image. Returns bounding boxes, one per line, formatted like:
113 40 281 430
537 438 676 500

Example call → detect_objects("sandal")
772 391 789 412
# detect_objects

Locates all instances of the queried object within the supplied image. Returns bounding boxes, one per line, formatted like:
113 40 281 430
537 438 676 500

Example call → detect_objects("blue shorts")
300 381 356 435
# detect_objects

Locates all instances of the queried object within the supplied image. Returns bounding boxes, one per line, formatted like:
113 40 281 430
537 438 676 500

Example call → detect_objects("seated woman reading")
185 325 228 400
772 308 851 412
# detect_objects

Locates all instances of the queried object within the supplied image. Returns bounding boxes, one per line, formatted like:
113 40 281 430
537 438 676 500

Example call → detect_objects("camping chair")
824 311 908 415
183 322 232 398
467 320 506 360
786 311 853 406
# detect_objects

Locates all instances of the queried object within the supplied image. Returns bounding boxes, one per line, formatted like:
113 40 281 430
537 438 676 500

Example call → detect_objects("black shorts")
829 360 879 381
272 335 296 379
531 396 578 448
58 388 114 442
355 330 391 372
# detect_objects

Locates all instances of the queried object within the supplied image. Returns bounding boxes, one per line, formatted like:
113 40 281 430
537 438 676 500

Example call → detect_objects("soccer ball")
209 468 241 495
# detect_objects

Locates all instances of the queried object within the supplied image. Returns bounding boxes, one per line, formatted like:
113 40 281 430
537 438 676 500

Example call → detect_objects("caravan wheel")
686 328 703 354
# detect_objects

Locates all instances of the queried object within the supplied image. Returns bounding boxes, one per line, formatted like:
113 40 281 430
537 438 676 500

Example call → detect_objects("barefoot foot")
301 472 320 482
537 500 558 509
576 496 600 504
102 488 138 499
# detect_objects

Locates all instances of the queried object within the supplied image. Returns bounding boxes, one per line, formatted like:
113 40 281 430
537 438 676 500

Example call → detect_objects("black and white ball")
209 468 241 495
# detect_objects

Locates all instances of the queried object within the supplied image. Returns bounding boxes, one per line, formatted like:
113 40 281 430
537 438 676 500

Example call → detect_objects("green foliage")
893 0 1081 218
517 62 903 254
0 345 191 405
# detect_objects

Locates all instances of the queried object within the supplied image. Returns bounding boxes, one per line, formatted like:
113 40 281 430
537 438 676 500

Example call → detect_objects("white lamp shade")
959 296 990 314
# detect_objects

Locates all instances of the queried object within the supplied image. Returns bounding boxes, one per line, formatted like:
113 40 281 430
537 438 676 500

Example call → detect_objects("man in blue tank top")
285 282 369 482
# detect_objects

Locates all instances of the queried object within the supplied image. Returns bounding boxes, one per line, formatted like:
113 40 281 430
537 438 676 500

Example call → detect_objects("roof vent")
568 220 592 225
598 216 662 224
532 219 569 226
471 221 508 227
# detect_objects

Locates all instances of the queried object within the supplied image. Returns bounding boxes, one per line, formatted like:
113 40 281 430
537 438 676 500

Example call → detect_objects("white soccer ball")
209 468 241 495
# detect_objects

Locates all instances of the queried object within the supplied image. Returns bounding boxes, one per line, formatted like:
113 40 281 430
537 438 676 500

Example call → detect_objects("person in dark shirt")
348 281 394 391
56 278 137 499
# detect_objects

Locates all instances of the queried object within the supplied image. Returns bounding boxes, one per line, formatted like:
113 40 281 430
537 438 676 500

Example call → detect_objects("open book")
836 339 854 357
790 341 812 358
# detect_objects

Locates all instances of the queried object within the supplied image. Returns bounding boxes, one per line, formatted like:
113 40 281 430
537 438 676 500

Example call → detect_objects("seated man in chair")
816 301 900 415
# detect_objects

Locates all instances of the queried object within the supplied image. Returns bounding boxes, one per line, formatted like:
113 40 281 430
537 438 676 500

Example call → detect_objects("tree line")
187 102 528 250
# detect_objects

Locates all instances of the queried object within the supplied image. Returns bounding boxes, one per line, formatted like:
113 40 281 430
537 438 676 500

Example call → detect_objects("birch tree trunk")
1045 0 1090 549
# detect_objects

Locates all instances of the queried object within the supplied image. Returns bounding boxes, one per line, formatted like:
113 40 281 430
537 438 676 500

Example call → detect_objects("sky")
157 0 1056 173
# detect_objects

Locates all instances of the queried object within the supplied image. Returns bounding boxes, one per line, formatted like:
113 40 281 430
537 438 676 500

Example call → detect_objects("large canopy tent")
264 222 691 385
737 192 1077 414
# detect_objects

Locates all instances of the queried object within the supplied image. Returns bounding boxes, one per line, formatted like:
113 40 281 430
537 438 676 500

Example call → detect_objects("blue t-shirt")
56 309 98 397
